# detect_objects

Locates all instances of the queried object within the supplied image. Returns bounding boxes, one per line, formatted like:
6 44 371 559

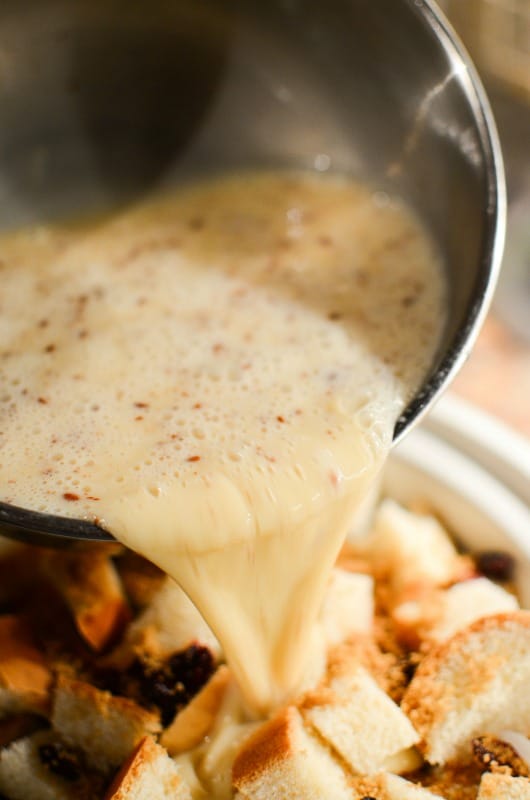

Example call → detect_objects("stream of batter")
0 172 446 713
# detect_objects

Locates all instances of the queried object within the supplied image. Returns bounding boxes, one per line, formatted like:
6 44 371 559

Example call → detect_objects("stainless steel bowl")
0 0 505 544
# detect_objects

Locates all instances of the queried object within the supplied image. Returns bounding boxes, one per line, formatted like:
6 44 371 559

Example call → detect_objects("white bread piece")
115 551 166 610
426 577 519 642
0 614 52 717
369 499 460 589
319 569 374 646
232 705 352 800
392 577 519 647
478 772 530 799
41 548 130 652
303 664 419 774
51 675 160 772
402 611 530 765
380 773 446 799
161 665 231 755
0 731 88 800
105 736 192 800
126 577 221 659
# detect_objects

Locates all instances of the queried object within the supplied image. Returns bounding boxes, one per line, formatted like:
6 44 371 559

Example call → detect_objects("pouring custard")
0 172 446 713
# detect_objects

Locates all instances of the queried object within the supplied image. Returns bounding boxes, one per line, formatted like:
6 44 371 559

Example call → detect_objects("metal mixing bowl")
0 0 505 543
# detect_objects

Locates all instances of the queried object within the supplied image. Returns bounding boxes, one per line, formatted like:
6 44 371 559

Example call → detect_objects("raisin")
476 551 515 582
132 660 186 727
131 646 215 727
143 668 188 726
39 742 82 782
168 644 215 695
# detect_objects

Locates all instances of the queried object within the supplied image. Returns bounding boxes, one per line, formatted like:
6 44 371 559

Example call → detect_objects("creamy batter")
0 172 446 712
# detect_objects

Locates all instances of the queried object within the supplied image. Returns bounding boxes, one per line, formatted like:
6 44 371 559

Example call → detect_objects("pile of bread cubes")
0 498 529 800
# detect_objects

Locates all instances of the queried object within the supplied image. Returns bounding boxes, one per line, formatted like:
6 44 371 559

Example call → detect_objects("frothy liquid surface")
0 172 445 712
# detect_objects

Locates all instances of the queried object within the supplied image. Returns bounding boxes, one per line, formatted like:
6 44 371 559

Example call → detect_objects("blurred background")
439 0 530 435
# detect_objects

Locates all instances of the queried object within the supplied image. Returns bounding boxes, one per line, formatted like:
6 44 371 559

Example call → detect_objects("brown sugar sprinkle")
44 343 56 353
276 415 286 423
63 492 80 502
472 735 530 777
134 402 149 409
37 397 48 404
187 455 201 462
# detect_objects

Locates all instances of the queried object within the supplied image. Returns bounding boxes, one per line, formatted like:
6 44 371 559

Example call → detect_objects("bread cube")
303 664 419 774
126 578 220 659
51 675 160 772
0 615 51 717
402 611 530 765
161 665 230 755
0 731 95 800
232 706 352 800
369 500 460 589
478 772 530 799
41 548 130 652
319 569 374 646
105 736 192 799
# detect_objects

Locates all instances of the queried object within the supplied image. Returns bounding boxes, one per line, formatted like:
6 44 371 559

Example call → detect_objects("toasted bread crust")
0 615 52 714
41 550 131 652
232 706 296 786
104 736 186 799
161 665 230 754
402 611 530 762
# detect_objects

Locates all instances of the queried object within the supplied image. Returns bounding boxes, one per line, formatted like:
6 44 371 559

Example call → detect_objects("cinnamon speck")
37 397 48 404
187 455 201 462
63 492 80 501
277 415 286 423
44 343 56 353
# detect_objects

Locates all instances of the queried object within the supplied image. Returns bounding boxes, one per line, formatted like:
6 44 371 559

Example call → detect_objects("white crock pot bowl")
385 393 530 606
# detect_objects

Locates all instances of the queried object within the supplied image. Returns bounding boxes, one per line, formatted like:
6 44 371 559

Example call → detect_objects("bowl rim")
393 0 507 442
